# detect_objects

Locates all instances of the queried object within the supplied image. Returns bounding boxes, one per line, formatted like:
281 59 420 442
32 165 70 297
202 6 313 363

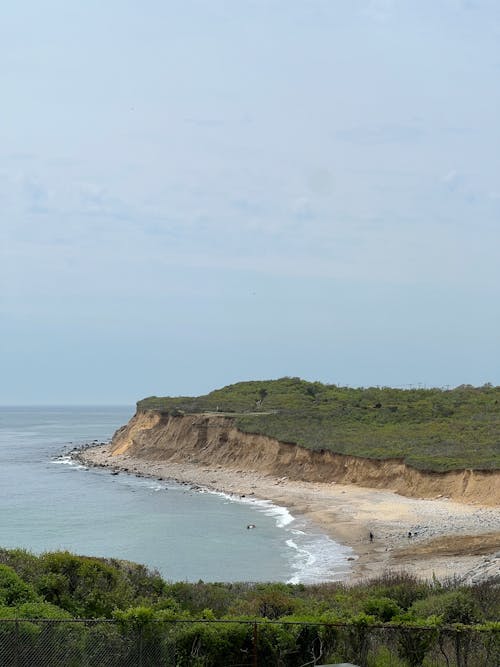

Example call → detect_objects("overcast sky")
2 0 500 404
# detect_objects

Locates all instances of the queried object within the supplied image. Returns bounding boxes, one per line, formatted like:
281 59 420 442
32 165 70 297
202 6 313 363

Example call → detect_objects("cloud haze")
1 1 499 403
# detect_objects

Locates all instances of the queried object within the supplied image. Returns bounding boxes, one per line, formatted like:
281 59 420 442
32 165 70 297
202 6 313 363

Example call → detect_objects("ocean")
0 406 352 583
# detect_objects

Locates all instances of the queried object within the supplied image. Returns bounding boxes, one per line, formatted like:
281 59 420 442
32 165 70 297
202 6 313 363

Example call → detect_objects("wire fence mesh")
0 618 498 667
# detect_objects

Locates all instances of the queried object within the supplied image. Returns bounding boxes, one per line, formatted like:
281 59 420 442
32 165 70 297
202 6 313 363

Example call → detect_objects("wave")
205 487 353 583
285 532 354 584
53 454 88 471
54 452 353 583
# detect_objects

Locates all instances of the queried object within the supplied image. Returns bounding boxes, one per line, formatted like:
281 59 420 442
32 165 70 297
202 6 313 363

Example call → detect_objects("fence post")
253 621 258 667
15 619 20 667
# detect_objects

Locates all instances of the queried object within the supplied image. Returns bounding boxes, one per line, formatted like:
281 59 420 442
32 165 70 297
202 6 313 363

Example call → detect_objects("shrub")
37 552 134 617
0 549 41 583
396 622 439 667
363 571 432 610
0 565 39 606
363 596 401 622
410 590 483 624
228 584 298 619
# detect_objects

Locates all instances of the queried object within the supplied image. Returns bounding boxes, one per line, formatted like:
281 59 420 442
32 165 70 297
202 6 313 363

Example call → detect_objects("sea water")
0 406 352 582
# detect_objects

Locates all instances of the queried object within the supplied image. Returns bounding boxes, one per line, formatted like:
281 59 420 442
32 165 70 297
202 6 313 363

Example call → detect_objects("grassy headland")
137 378 500 472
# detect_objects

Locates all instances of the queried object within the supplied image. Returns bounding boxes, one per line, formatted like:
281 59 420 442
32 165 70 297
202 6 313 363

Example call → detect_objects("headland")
76 379 500 583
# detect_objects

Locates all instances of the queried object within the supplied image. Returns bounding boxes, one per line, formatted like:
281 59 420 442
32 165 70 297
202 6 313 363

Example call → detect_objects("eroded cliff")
110 411 500 506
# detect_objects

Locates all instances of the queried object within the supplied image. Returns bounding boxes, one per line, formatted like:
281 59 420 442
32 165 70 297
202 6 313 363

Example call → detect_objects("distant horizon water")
0 405 352 583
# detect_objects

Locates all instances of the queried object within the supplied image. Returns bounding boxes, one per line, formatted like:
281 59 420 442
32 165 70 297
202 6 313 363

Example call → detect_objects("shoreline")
74 443 500 584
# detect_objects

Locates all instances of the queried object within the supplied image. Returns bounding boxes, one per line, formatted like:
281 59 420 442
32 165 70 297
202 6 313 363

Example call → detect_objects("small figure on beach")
369 531 374 542
246 524 256 530
408 531 412 538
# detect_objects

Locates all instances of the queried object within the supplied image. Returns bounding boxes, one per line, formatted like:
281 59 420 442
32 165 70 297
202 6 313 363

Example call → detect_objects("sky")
1 0 500 404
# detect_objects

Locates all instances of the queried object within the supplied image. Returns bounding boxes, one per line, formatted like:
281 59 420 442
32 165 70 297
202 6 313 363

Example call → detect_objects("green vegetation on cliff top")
137 378 500 472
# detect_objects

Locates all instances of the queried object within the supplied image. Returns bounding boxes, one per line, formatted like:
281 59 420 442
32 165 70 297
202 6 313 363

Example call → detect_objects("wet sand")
76 444 500 583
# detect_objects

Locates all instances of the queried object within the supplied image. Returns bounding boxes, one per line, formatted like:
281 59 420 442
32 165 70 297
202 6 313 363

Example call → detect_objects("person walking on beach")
369 531 374 543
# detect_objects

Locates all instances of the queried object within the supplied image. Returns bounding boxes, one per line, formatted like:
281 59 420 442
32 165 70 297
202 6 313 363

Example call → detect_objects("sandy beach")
76 443 500 584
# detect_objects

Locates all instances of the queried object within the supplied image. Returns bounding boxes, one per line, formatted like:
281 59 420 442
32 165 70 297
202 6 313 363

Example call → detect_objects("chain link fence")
0 618 498 666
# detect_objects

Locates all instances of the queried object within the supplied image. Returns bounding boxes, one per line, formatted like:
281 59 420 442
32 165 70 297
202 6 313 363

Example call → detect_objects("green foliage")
0 548 41 583
359 571 433 610
228 583 299 619
172 620 254 666
0 549 499 666
0 565 39 606
363 596 401 622
396 623 438 667
36 551 136 617
0 548 498 631
137 378 500 471
107 560 167 602
164 581 252 618
469 578 500 620
410 590 483 624
113 605 156 628
0 601 73 619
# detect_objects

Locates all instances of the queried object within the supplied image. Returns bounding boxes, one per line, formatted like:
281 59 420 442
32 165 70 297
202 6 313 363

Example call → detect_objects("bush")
0 565 39 606
363 572 433 610
228 583 298 619
37 552 134 617
364 596 401 622
0 549 41 583
410 590 483 624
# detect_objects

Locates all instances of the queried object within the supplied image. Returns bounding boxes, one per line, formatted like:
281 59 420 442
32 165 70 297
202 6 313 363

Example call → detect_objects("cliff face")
111 411 500 506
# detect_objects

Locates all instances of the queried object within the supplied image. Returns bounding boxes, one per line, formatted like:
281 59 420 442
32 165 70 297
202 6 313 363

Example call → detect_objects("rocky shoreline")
73 442 500 585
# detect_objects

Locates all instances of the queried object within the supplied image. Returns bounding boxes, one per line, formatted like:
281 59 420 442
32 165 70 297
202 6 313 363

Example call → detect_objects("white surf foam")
285 531 353 584
52 454 87 470
208 489 294 529
207 488 353 583
57 452 354 584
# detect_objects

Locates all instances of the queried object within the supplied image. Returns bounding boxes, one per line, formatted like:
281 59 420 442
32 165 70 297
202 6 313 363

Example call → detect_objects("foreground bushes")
0 616 498 667
0 550 498 625
0 549 498 665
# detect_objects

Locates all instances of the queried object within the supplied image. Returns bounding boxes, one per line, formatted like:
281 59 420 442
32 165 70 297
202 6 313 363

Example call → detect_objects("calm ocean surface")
0 406 352 583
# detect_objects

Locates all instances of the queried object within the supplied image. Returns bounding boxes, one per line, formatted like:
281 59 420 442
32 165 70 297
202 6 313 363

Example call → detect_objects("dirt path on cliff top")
77 444 500 583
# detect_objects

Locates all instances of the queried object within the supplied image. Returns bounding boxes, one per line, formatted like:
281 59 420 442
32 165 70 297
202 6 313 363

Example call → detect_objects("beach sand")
76 444 500 583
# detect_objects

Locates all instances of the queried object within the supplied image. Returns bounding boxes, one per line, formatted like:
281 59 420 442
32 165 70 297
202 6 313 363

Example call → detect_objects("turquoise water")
0 406 352 582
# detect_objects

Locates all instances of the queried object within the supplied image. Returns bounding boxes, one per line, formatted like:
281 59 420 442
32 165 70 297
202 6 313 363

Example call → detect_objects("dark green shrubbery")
363 596 401 622
359 571 432 610
0 549 497 627
228 583 301 619
35 552 135 617
410 590 483 624
0 549 498 666
0 565 39 606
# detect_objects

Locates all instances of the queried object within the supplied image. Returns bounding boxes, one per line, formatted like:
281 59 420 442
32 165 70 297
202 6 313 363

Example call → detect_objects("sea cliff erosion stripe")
109 410 500 506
